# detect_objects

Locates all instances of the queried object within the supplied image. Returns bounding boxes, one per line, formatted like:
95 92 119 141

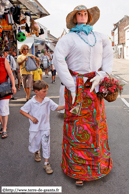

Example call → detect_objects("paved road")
0 59 129 194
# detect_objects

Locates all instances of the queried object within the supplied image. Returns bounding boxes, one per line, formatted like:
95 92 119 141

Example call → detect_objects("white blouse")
53 31 113 93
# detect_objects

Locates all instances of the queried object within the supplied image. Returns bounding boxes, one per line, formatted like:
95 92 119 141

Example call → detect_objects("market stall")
0 0 49 54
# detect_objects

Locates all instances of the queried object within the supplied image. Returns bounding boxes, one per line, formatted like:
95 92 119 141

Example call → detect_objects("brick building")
111 15 129 59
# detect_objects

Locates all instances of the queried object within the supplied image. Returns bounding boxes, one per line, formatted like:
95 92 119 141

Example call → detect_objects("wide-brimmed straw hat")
66 5 100 29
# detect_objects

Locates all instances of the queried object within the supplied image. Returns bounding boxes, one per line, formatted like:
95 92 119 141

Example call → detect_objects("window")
127 31 129 39
126 46 128 56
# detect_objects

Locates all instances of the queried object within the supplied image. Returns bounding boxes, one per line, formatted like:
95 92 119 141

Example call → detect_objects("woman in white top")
53 5 113 186
42 51 50 78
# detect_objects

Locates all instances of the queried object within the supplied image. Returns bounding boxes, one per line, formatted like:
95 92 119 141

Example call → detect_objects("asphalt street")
0 58 129 194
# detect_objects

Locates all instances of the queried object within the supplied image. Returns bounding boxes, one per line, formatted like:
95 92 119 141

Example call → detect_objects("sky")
36 0 129 38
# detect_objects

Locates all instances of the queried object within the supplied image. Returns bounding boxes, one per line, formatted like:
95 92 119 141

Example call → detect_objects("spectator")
51 55 56 84
20 80 65 174
0 115 3 128
41 50 50 78
35 50 41 58
3 49 17 100
32 61 43 83
0 53 16 139
12 51 21 91
17 44 39 101
3 49 17 77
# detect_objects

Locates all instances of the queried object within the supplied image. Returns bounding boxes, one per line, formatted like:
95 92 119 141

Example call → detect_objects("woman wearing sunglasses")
17 44 39 101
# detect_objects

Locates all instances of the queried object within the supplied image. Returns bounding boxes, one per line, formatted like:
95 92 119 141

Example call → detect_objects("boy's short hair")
33 80 49 91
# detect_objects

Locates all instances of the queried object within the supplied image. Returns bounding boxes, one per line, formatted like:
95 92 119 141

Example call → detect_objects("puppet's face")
76 10 88 25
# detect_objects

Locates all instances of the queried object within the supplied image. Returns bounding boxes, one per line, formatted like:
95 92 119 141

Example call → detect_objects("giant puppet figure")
53 5 113 186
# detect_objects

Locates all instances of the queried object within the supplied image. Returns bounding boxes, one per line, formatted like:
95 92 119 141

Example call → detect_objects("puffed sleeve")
53 34 76 93
96 34 113 79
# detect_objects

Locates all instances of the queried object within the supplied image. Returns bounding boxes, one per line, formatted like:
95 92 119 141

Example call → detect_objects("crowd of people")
0 44 56 138
0 4 114 187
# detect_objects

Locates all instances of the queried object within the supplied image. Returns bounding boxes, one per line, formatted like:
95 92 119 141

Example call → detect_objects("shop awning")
17 37 34 49
45 42 55 51
34 39 45 45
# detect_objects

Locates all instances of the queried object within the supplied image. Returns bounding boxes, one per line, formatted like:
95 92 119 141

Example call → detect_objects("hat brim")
66 6 100 29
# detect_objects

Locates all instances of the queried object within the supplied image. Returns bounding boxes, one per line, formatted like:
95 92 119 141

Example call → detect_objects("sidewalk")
112 58 129 81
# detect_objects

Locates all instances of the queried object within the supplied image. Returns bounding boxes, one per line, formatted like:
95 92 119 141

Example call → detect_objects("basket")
104 91 118 102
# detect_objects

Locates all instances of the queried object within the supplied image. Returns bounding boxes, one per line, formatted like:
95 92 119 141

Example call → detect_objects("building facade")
111 15 129 59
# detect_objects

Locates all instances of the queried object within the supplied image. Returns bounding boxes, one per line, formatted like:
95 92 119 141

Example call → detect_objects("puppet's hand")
71 92 76 104
90 75 101 92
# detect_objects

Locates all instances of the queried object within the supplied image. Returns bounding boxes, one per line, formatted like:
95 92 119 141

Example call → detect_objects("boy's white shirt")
20 96 58 133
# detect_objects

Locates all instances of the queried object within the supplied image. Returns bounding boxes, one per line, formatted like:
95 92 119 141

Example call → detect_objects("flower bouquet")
97 74 124 102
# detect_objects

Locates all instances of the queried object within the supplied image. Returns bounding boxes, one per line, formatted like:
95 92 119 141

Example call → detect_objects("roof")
9 0 50 19
47 32 58 42
112 15 129 31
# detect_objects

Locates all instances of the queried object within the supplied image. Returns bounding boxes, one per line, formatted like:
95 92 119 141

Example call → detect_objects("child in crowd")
32 61 43 83
20 80 65 174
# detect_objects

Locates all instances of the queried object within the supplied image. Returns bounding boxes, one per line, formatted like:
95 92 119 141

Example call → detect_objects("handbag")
25 56 37 71
0 78 12 99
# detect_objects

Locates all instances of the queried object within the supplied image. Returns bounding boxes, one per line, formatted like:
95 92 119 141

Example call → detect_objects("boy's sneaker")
43 163 53 174
35 151 41 162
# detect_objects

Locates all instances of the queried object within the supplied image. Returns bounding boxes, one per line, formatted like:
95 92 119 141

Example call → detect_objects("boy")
32 61 43 83
20 80 65 174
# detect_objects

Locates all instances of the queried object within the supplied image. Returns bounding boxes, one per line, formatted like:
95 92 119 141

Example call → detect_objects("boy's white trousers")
29 130 50 159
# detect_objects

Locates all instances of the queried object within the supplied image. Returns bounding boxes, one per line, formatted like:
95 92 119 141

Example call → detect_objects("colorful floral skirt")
61 71 113 181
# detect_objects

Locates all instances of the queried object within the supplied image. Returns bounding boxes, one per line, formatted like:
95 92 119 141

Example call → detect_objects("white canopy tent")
17 36 45 54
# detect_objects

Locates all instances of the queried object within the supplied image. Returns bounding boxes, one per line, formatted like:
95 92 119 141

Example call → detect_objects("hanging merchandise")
0 0 10 15
1 30 16 51
11 5 21 24
39 25 44 35
12 23 17 31
0 20 3 33
0 26 2 33
1 18 12 30
25 12 31 33
30 18 40 37
0 4 4 15
4 8 14 25
20 15 26 25
16 27 26 42
11 23 17 39
2 31 9 49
